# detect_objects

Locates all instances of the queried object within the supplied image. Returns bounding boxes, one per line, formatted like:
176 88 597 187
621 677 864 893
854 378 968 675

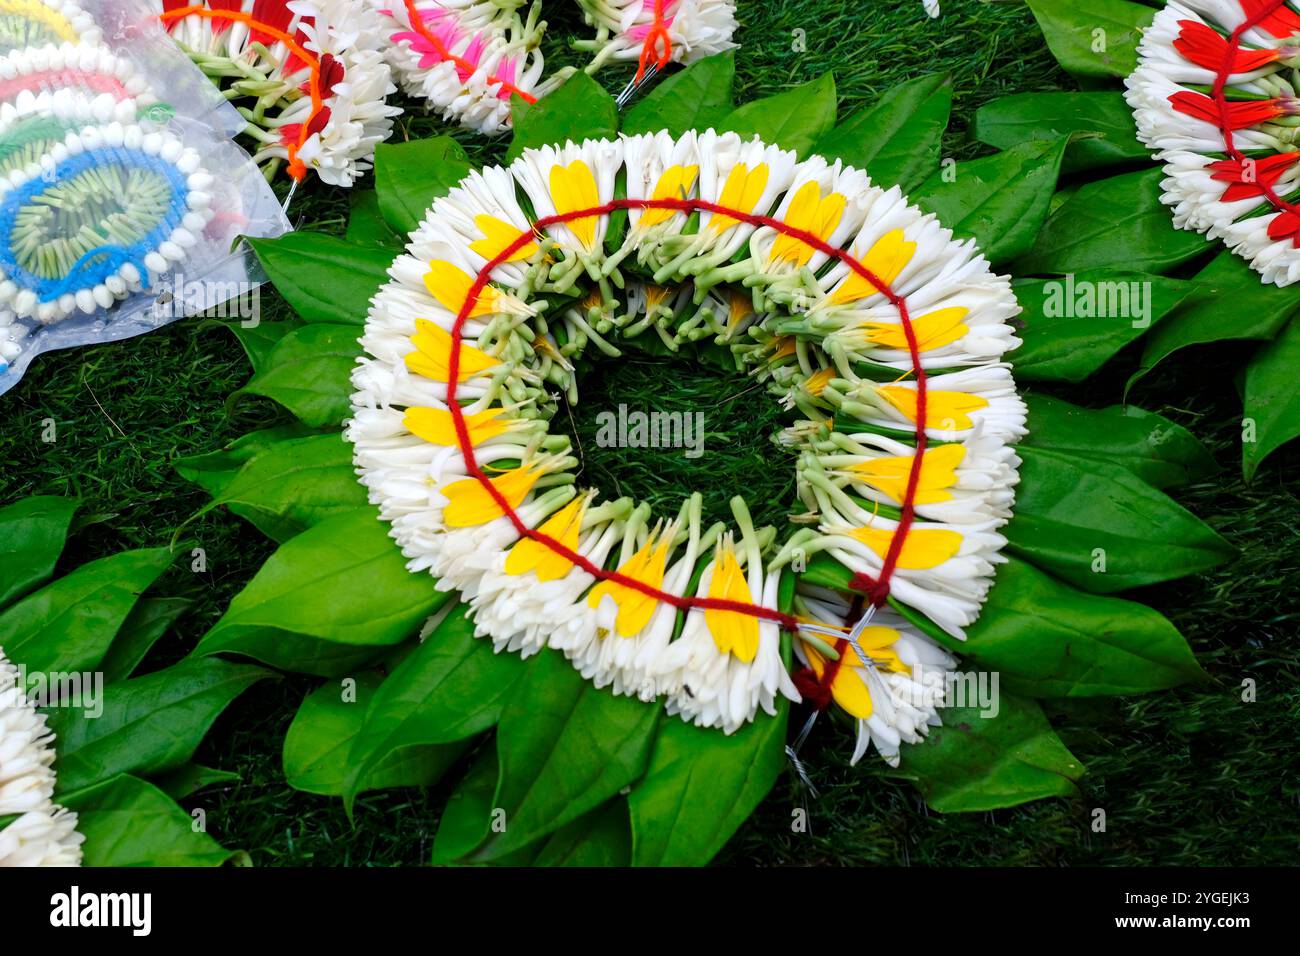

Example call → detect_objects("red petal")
1174 20 1279 72
1170 90 1285 129
1266 210 1300 240
1241 0 1300 39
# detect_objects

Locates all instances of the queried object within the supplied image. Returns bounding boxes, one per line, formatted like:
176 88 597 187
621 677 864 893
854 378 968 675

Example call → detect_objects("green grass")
2 0 1297 866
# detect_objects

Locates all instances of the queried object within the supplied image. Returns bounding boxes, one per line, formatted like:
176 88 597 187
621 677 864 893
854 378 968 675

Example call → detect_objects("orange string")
401 0 537 105
635 0 673 82
160 5 324 181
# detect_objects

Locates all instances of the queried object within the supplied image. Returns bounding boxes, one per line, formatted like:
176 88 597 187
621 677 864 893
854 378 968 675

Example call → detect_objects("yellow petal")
711 163 770 233
469 214 538 262
405 320 500 383
803 367 835 398
640 164 699 227
866 307 970 351
805 644 874 719
831 230 917 305
771 182 846 266
846 525 963 570
704 547 759 663
549 160 601 251
403 406 510 447
850 443 966 505
505 497 584 581
441 464 541 528
587 534 672 637
424 259 503 318
876 385 989 430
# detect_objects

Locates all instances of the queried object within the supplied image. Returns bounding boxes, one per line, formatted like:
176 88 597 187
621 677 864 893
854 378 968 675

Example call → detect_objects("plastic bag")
0 0 290 395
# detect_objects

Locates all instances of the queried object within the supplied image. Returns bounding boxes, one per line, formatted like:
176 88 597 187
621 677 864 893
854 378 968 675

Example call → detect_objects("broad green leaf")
432 740 500 865
958 558 1205 697
343 610 524 810
466 650 659 861
1026 0 1153 82
719 73 838 157
216 317 304 376
0 496 78 608
234 324 359 428
99 596 192 683
284 672 466 797
196 508 449 676
900 691 1083 812
374 136 471 234
1006 447 1233 593
1013 272 1195 382
975 92 1145 173
153 763 241 800
913 138 1068 266
629 703 788 867
346 189 403 248
0 548 174 674
1016 168 1209 276
1243 314 1300 478
248 234 391 326
47 657 269 793
62 774 238 866
1022 394 1216 490
1132 253 1300 388
531 799 632 867
621 52 735 136
174 424 317 500
506 73 618 163
814 73 952 191
201 432 365 542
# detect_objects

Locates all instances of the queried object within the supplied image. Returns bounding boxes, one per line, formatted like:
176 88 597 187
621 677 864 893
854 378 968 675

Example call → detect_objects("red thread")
400 0 538 105
441 196 929 632
636 0 674 82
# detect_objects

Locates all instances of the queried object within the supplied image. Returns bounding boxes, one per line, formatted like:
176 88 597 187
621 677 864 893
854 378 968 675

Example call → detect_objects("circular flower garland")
156 0 400 185
0 647 83 867
0 0 101 53
349 131 1025 754
373 0 569 135
1127 0 1300 286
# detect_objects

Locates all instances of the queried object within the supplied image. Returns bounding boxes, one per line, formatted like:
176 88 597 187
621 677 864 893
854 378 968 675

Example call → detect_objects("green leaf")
531 800 632 867
0 496 78 609
958 557 1205 697
463 650 659 861
62 774 238 866
47 657 269 793
343 610 524 810
218 318 304 376
432 741 500 865
248 233 391 326
975 92 1145 173
99 596 192 683
374 136 471 234
913 138 1068 266
153 763 241 800
233 324 359 428
813 73 952 191
1016 168 1210 276
900 691 1084 812
506 73 618 163
718 73 838 157
1132 253 1300 388
201 432 365 542
1013 272 1196 382
621 52 735 136
1026 0 1153 82
284 672 466 797
1022 394 1217 490
629 703 788 866
196 508 448 676
346 189 404 248
1243 314 1300 478
1005 447 1233 593
0 548 174 674
175 424 317 500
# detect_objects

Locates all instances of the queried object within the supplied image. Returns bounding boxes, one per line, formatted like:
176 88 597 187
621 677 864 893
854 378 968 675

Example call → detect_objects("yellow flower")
802 367 835 399
441 463 543 528
587 530 674 637
846 525 963 570
865 307 970 352
831 230 917 305
801 625 908 719
639 164 699 228
424 259 508 318
505 497 585 581
710 163 770 234
703 543 759 663
405 320 499 383
548 160 601 252
403 406 510 447
469 215 538 262
770 182 846 267
876 385 988 431
850 443 966 505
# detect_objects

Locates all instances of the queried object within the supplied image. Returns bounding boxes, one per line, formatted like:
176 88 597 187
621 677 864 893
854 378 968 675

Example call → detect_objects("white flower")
576 0 738 71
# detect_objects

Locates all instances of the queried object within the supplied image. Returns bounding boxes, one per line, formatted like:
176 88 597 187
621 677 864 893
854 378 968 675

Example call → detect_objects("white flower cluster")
158 0 400 185
0 648 83 867
0 12 217 356
575 0 738 74
349 130 1024 746
1127 0 1300 285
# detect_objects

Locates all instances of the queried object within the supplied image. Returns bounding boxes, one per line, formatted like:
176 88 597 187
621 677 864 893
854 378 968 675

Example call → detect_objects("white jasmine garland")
575 0 738 74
